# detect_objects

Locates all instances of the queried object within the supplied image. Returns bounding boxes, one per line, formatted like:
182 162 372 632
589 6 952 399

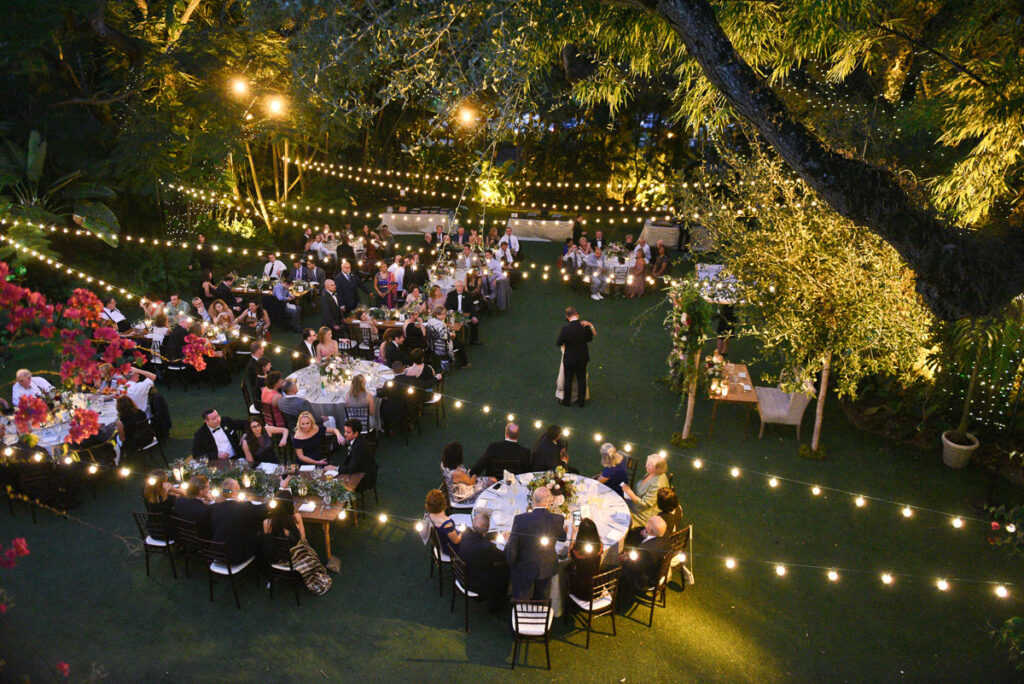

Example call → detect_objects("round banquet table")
286 360 394 430
472 472 632 616
10 393 121 456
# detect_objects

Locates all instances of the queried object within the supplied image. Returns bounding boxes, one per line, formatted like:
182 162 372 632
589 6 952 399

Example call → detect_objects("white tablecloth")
639 219 680 246
696 263 738 304
505 217 573 241
382 211 454 235
286 361 394 429
24 394 120 454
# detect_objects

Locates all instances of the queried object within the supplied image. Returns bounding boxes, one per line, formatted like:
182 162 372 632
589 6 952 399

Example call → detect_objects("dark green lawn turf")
1 241 1022 682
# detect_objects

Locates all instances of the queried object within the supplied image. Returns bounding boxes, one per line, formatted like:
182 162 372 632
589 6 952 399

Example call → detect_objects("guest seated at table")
356 308 379 338
192 409 249 462
209 299 235 328
384 330 411 368
140 297 164 320
530 424 562 472
262 488 305 547
441 441 495 506
344 374 375 421
459 510 511 610
242 418 288 465
214 274 244 313
621 453 670 528
260 371 286 427
377 361 413 434
166 293 191 319
376 329 395 366
292 411 343 466
316 326 339 360
506 487 567 600
656 487 682 535
150 313 170 340
596 443 628 497
162 315 190 362
254 357 272 392
404 285 426 315
470 422 531 477
444 280 480 345
115 395 151 450
273 274 303 332
567 517 603 599
143 469 181 541
278 380 336 430
261 490 333 595
173 475 213 538
199 268 217 305
651 243 671 280
101 297 131 333
619 515 671 596
426 285 446 313
293 328 317 372
424 488 461 557
210 478 266 564
402 310 427 352
11 369 54 405
335 418 375 492
405 349 441 393
192 297 212 323
124 367 157 416
235 300 270 339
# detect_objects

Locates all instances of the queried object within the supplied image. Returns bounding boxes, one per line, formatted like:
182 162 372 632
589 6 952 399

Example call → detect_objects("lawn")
1 241 1020 682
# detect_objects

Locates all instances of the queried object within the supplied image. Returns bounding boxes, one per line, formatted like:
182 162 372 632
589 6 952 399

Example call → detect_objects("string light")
951 517 964 529
775 564 787 577
996 585 1009 598
692 458 703 469
902 506 913 518
881 573 894 585
768 477 779 488
730 467 741 478
811 485 822 496
827 569 839 582
936 579 950 592
378 513 388 523
855 496 866 508
725 557 737 569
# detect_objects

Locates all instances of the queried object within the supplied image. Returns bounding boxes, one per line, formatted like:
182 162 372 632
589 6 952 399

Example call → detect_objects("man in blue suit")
333 259 369 314
505 487 568 600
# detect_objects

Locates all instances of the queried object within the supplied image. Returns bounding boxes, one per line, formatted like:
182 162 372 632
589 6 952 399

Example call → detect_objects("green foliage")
664 274 717 394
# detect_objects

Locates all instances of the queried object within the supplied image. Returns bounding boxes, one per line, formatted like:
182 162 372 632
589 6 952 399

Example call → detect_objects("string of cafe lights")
0 231 1001 534
2 445 1015 599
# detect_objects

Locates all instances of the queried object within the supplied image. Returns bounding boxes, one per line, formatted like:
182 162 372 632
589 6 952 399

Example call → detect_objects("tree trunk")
638 0 1024 321
244 140 273 232
810 352 831 451
681 351 701 438
272 141 281 202
283 139 289 202
956 348 983 436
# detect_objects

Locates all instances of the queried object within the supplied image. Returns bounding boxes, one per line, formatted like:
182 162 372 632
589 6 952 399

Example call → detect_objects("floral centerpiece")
367 307 388 322
445 310 470 329
526 466 577 515
603 242 628 260
318 356 355 388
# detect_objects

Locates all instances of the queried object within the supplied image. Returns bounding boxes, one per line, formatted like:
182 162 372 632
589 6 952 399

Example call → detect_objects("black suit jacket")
530 439 561 472
334 271 366 312
163 325 190 362
336 435 375 478
625 535 673 592
321 290 344 331
292 340 317 372
336 243 356 266
173 496 212 539
214 282 239 309
444 290 477 316
556 319 593 365
384 341 411 368
191 417 249 461
505 509 565 583
210 499 266 564
460 529 511 599
470 440 531 477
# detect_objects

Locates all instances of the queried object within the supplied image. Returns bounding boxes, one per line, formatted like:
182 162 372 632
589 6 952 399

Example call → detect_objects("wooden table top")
709 362 758 405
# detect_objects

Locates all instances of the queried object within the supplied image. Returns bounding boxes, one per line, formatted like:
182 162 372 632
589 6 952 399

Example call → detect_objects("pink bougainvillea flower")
56 662 70 677
0 547 16 569
0 602 7 613
14 395 50 434
65 408 100 445
11 537 28 557
992 521 1001 531
182 334 213 372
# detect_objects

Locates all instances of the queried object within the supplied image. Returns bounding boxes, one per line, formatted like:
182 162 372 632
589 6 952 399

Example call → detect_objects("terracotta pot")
941 430 979 469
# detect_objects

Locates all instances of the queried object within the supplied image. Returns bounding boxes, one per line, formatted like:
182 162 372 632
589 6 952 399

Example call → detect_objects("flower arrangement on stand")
318 355 354 388
604 242 628 260
526 466 577 515
665 275 717 447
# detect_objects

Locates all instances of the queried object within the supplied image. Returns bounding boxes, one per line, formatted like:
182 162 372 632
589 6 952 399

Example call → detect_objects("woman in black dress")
241 419 289 465
567 517 604 599
142 470 181 541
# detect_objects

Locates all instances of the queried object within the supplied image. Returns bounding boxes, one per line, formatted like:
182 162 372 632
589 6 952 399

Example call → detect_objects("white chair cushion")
433 548 451 563
270 562 293 572
249 404 259 414
210 556 255 575
570 593 613 611
449 513 473 527
145 536 174 547
512 609 553 636
454 578 479 597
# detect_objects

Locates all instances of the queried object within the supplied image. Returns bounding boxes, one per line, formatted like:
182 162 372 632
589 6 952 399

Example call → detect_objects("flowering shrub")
13 395 49 433
183 334 212 371
65 407 101 444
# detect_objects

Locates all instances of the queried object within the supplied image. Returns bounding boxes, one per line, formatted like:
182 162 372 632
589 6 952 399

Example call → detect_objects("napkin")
610 512 631 527
298 502 316 512
299 465 315 473
503 470 515 484
257 463 279 475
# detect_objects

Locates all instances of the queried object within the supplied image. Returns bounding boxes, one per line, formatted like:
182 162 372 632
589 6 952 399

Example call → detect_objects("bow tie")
211 427 223 433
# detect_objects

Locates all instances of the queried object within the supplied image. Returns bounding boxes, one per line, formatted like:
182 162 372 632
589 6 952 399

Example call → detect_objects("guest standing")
555 307 596 408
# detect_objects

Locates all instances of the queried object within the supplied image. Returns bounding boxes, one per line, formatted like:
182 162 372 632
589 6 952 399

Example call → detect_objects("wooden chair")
565 566 620 648
428 524 450 597
241 380 261 417
421 374 446 426
170 515 204 578
132 511 177 578
511 599 554 670
625 455 638 489
630 544 676 627
268 534 302 606
449 551 479 632
201 539 257 610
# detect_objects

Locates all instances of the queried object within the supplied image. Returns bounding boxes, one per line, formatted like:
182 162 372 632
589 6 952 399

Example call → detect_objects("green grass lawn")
1 241 1021 682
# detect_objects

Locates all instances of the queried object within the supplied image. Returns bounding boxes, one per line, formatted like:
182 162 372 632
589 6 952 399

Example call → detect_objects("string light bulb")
725 557 737 569
534 420 542 429
827 569 839 582
936 579 949 592
692 458 703 469
768 477 779 488
730 467 741 478
881 573 894 585
119 467 130 477
338 510 347 520
951 516 964 529
147 477 157 486
415 521 425 532
594 433 602 442
269 499 278 509
855 496 866 508
775 564 787 577
378 513 388 523
628 549 638 561
902 506 913 518
482 405 491 414
454 401 463 408
540 536 550 546
584 543 594 554
1007 524 1017 534
811 486 821 496
995 585 1009 598
506 413 515 422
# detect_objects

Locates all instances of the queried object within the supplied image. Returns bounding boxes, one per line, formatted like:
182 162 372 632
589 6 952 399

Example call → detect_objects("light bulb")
936 579 949 591
88 464 98 474
902 506 913 518
855 496 866 507
338 510 347 520
378 513 388 523
562 428 570 437
628 549 638 561
811 486 821 496
534 420 542 429
269 499 277 509
506 413 515 422
415 521 425 532
623 443 631 452
881 573 893 585
454 401 463 408
147 477 157 486
768 477 779 488
995 585 1009 598
593 433 602 442
951 516 964 528
119 467 130 477
724 557 736 569
1007 524 1017 533
827 569 839 582
692 458 703 469
211 488 221 498
540 536 550 546
583 543 593 554
775 564 786 576
482 405 490 414
730 467 740 478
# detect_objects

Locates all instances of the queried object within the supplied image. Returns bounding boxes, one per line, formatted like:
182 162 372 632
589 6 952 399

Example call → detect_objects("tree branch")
54 90 136 107
637 0 1024 321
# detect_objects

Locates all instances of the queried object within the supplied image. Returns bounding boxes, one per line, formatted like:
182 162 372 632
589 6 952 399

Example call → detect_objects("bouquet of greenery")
318 356 354 388
526 466 577 515
603 242 628 259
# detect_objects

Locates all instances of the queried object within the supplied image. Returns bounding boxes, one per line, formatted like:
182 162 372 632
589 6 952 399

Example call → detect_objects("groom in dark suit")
505 487 567 600
333 260 369 314
555 306 596 407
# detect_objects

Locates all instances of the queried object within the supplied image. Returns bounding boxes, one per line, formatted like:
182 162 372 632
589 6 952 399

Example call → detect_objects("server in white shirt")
387 255 406 293
11 369 54 406
263 254 286 279
502 227 520 258
124 368 157 417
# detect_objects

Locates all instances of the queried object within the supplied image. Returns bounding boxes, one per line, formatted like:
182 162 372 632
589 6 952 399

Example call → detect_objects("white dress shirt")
210 426 236 458
634 243 651 261
264 260 286 279
387 264 406 291
125 378 155 416
503 233 520 253
12 376 54 406
101 307 126 324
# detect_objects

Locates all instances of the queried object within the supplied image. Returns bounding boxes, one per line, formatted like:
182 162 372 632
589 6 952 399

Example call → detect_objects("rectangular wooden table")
708 362 759 437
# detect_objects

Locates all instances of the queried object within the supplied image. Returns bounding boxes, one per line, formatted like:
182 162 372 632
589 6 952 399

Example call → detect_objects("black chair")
170 515 204 578
241 380 261 417
353 325 378 360
630 546 676 627
565 566 620 648
344 406 377 446
511 599 554 670
132 511 177 578
669 524 693 582
420 374 446 426
449 550 479 632
261 294 289 330
625 455 638 489
201 539 257 610
428 524 450 597
18 467 62 524
122 413 167 467
268 534 302 606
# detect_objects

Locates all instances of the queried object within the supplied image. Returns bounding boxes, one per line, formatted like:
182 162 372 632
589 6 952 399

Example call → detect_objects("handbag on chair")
290 539 333 595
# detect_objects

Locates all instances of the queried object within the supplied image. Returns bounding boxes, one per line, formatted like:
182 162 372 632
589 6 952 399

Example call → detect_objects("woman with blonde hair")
291 410 343 465
622 453 670 527
426 285 446 313
596 442 629 497
316 326 339 360
345 373 375 419
142 470 181 541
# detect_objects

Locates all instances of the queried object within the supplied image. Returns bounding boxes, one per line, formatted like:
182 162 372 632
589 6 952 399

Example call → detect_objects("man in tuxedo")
209 478 266 564
245 343 265 392
444 279 480 344
162 316 192 362
173 475 213 538
214 274 244 313
377 361 413 434
336 235 356 267
293 329 317 371
620 516 672 595
470 422 531 477
384 332 411 367
333 260 368 313
192 409 249 461
460 511 511 609
404 252 427 290
100 297 131 333
593 230 606 251
320 279 345 338
336 419 376 493
556 306 596 408
433 224 445 244
505 487 567 600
